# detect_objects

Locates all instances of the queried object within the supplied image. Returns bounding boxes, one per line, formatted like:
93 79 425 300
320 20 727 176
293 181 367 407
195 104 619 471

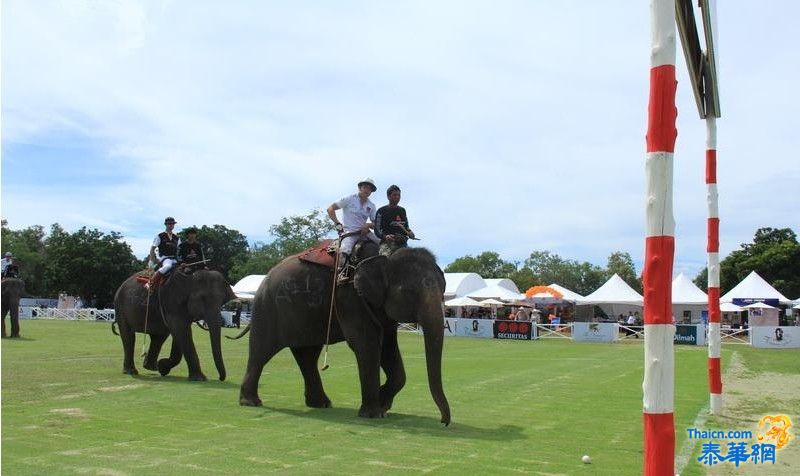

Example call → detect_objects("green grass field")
1 320 796 475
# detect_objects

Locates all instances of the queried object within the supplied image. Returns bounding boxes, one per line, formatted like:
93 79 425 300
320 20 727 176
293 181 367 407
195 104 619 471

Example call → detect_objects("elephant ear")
353 256 388 307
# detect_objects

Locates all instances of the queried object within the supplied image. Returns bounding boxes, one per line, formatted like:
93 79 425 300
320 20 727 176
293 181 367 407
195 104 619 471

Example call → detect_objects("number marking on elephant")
275 275 327 308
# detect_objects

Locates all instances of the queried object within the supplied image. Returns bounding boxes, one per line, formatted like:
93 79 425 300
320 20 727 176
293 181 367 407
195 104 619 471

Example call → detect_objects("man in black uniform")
178 227 207 269
375 184 415 256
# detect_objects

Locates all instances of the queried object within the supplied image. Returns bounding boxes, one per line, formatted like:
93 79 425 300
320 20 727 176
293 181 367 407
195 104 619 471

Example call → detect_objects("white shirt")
1 257 12 274
335 193 377 232
627 315 636 325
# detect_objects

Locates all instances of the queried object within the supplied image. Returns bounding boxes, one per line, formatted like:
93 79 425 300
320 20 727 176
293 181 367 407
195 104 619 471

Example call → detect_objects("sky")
1 0 798 280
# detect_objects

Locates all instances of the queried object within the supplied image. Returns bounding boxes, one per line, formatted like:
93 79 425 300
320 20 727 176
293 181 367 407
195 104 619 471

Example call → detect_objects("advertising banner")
674 324 706 345
454 318 494 338
442 318 458 337
572 322 618 342
750 326 800 348
493 320 533 340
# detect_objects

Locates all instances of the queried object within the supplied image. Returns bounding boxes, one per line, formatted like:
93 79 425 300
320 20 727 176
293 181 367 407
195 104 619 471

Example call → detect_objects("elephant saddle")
298 239 337 269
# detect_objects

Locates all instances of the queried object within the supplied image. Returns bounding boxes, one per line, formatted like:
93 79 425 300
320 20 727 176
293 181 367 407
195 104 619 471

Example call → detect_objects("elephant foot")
188 373 208 382
143 360 158 372
157 359 172 376
123 367 139 376
239 395 263 407
305 394 332 408
358 405 386 419
10 334 20 338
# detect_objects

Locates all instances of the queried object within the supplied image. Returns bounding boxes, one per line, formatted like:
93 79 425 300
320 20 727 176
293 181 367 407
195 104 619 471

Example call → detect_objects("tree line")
3 215 797 308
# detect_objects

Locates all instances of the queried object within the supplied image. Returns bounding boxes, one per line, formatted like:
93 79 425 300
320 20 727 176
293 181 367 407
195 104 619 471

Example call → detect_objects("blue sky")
1 1 798 279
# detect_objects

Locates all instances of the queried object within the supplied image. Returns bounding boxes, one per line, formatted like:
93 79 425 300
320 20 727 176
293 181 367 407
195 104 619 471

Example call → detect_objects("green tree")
444 251 516 278
229 210 334 283
523 251 605 295
694 227 800 298
44 224 139 308
606 251 642 293
1 220 48 296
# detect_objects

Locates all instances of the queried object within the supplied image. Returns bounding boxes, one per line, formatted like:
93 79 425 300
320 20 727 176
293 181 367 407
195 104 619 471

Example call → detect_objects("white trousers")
340 232 380 255
159 257 177 275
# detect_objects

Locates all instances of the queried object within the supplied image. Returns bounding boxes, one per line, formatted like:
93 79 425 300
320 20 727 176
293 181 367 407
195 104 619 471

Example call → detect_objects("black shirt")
179 241 205 265
375 205 410 240
157 232 180 258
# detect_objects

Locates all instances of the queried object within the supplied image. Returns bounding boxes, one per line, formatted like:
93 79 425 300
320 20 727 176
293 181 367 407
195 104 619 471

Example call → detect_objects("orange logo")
757 415 793 449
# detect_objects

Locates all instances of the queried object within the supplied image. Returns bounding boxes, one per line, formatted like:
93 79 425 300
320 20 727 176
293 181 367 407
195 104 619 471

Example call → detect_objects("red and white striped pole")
704 0 723 417
706 117 722 414
643 0 677 474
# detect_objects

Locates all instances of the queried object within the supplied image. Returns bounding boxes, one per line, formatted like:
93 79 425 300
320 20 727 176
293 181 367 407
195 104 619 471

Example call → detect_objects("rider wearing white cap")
327 178 381 282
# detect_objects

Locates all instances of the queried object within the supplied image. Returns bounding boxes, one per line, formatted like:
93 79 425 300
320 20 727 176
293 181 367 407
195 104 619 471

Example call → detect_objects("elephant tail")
111 320 119 336
225 322 251 340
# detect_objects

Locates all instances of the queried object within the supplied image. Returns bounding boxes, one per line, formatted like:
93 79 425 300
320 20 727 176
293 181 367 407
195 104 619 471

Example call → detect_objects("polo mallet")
321 238 343 371
396 223 421 240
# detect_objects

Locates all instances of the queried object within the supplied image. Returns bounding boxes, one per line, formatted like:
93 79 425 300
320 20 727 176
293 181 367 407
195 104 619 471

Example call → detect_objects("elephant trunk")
421 313 451 426
208 316 226 381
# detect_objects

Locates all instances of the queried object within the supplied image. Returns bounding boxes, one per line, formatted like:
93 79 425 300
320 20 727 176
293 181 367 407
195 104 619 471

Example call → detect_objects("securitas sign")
493 321 532 340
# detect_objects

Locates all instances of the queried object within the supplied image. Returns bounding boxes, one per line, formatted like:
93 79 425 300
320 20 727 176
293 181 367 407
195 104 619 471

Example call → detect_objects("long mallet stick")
321 240 342 371
396 223 421 240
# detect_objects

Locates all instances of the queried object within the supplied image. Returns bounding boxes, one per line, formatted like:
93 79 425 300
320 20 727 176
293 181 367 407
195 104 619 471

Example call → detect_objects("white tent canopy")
444 296 481 307
444 273 485 300
232 274 267 300
743 302 776 310
720 271 792 304
548 283 584 303
671 273 707 304
467 279 523 301
580 274 643 305
479 298 506 306
720 302 743 313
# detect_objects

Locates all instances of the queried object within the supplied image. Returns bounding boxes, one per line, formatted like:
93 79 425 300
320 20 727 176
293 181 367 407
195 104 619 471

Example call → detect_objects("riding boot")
336 253 352 285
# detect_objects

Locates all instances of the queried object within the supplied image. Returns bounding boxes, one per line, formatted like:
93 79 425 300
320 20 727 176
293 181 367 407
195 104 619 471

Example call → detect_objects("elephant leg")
143 333 168 371
344 334 384 419
157 339 182 376
9 305 20 338
290 346 331 408
379 327 406 413
239 343 280 407
171 323 206 381
117 319 138 375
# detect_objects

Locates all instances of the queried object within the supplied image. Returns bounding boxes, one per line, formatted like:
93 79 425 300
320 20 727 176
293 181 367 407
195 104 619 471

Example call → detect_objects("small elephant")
113 269 236 381
239 244 451 425
2 277 25 338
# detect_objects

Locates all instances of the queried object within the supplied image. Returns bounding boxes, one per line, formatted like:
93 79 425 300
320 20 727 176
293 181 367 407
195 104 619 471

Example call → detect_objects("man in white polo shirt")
327 178 381 283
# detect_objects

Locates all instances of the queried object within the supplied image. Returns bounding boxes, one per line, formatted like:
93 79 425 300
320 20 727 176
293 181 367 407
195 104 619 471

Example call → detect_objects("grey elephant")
113 269 236 381
239 244 451 425
2 278 25 338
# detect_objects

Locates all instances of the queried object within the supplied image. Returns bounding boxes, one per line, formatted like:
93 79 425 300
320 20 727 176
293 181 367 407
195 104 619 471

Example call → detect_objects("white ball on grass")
581 455 591 464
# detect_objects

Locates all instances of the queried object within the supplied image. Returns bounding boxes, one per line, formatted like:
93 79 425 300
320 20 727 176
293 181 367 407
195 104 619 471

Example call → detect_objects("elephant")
113 269 236 381
239 243 451 425
2 278 25 338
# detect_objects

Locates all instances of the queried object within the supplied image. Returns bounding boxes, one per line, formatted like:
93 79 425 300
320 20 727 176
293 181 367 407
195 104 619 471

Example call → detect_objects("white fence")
21 307 115 321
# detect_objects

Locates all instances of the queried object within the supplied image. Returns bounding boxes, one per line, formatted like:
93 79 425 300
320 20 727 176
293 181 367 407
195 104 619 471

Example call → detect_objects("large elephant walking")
239 244 451 425
2 278 25 338
113 269 236 381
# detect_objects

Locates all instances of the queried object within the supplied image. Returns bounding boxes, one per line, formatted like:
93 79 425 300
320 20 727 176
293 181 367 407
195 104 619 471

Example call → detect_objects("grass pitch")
1 320 795 475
